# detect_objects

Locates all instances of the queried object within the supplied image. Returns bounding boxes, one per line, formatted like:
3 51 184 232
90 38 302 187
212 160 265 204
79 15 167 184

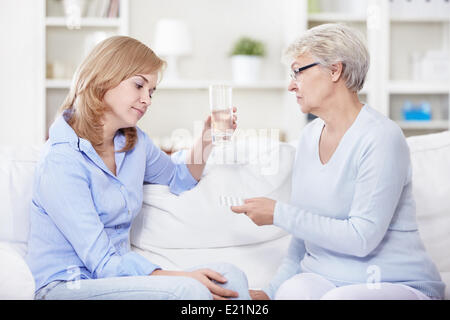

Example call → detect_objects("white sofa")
0 131 449 300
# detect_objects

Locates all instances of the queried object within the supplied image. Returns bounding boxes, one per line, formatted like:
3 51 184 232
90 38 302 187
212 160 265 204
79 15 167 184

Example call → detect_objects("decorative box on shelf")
402 101 432 121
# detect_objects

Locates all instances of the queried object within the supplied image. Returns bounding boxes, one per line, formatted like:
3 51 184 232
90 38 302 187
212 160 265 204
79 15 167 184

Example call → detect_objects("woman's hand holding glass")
202 106 238 143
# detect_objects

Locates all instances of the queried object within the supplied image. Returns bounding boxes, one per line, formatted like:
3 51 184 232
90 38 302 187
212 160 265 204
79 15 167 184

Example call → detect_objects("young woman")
26 36 250 300
232 24 444 300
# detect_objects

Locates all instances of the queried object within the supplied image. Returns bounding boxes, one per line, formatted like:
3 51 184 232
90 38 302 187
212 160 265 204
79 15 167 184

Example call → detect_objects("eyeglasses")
290 62 319 81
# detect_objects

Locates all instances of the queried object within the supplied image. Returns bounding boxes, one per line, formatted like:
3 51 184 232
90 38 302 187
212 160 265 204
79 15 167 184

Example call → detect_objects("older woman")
232 23 445 300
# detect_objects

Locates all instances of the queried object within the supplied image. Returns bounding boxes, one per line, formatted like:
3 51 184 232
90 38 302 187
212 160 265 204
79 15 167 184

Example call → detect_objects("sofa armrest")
0 242 35 300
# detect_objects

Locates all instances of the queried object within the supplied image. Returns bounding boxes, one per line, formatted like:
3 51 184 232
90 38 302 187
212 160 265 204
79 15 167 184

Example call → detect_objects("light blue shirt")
264 105 445 299
26 111 198 292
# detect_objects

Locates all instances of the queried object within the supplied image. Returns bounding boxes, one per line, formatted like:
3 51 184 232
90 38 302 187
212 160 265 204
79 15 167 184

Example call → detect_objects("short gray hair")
284 23 369 92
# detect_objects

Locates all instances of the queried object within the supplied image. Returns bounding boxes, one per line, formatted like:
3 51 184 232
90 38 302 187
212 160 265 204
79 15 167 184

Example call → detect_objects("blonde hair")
283 23 369 92
60 36 166 153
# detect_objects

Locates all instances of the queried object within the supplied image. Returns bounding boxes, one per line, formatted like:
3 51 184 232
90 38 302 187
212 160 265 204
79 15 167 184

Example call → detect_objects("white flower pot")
231 55 262 84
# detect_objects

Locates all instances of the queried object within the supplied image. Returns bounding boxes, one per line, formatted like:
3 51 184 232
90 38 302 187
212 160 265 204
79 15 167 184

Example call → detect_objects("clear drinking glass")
209 84 233 146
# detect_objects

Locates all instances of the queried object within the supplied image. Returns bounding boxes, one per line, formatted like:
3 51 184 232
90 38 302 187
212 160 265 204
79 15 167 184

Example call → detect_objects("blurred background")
1 0 449 152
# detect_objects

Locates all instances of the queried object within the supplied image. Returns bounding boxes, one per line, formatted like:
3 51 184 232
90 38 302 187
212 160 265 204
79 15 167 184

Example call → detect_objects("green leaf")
230 37 266 57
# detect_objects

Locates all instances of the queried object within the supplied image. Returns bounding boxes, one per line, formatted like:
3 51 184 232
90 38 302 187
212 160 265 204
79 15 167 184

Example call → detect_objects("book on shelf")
107 0 120 18
86 0 120 18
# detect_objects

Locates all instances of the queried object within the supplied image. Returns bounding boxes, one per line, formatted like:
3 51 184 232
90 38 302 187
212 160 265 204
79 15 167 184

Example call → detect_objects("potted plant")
230 37 265 83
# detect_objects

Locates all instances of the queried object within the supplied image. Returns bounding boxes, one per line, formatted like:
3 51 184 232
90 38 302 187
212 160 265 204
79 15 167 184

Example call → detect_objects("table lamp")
153 19 192 81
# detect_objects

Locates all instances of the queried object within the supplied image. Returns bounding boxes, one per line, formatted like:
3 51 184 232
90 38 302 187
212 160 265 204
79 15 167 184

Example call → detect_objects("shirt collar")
48 109 127 153
48 110 128 177
48 109 81 149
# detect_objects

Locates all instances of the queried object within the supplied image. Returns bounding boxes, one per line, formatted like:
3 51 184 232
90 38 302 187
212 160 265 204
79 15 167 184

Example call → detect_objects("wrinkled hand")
249 289 270 300
230 197 276 226
187 268 239 300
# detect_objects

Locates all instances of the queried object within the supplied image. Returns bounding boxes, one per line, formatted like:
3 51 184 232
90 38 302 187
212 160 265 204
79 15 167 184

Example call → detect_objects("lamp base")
163 56 181 82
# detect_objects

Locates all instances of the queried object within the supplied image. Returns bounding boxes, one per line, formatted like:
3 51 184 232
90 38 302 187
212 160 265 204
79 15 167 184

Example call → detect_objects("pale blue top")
26 111 198 292
264 105 445 299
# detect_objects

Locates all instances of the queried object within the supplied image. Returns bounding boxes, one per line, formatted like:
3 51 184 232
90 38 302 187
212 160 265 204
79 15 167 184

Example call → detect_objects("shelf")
159 81 370 91
389 81 450 94
158 80 289 90
308 13 366 23
44 78 373 93
46 79 72 89
46 79 290 90
390 16 450 23
308 13 450 24
45 17 122 28
397 120 449 130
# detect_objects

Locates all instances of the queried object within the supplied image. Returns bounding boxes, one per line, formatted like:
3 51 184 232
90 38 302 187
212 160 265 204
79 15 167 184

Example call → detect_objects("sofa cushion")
407 131 450 275
0 241 35 299
440 272 450 300
132 235 292 289
131 139 294 250
0 146 41 257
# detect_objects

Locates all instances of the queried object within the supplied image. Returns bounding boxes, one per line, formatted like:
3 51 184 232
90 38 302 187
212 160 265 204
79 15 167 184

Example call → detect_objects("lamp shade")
153 19 192 56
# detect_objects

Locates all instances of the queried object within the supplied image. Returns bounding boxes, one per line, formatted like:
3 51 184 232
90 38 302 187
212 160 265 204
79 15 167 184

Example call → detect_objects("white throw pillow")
0 146 41 257
407 131 450 274
0 242 35 300
132 235 292 289
131 140 295 250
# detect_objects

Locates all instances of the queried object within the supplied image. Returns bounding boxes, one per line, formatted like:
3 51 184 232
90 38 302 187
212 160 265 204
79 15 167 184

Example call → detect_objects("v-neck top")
316 105 365 167
265 105 445 299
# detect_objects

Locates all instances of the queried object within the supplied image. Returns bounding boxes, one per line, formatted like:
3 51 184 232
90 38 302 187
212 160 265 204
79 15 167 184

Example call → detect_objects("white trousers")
274 273 431 300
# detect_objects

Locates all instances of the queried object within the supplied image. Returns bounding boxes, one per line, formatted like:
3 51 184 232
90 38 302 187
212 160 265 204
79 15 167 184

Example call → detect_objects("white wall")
0 0 45 146
130 0 286 81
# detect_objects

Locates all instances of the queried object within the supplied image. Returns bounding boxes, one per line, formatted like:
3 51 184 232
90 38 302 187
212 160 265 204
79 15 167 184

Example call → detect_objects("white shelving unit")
308 13 366 22
387 2 450 134
388 81 450 95
397 120 449 130
305 0 371 123
38 0 449 143
306 0 450 135
42 0 129 138
45 17 124 27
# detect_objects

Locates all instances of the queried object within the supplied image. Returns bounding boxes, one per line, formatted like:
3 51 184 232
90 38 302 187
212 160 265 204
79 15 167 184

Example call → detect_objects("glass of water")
209 84 233 146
